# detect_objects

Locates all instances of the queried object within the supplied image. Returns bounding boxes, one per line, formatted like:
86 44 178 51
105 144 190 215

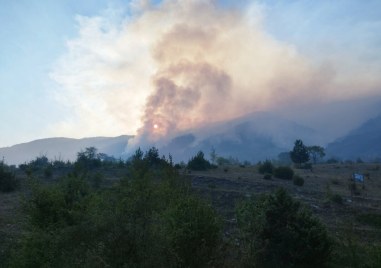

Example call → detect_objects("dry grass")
187 163 381 243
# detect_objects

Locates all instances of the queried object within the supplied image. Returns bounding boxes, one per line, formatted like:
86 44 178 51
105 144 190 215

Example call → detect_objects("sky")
1 0 381 148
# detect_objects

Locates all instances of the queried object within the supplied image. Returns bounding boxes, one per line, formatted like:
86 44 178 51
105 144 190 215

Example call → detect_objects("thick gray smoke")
51 0 381 154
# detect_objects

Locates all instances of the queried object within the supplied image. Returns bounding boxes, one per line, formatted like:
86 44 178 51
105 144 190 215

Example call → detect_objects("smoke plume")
51 0 381 152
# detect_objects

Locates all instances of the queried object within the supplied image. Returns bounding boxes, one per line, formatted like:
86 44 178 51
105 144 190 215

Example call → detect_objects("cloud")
50 0 381 149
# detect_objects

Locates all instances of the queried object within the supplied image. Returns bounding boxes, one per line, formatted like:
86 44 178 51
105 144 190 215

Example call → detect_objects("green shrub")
273 166 294 180
44 166 53 178
10 148 221 267
356 213 381 229
237 188 332 267
163 197 221 267
187 151 212 171
263 173 272 180
293 175 304 186
258 160 274 174
0 162 18 192
330 193 343 204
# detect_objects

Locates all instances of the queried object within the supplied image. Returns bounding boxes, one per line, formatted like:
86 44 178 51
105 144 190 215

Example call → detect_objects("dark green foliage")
75 147 102 171
290 139 310 166
357 213 381 229
263 173 272 180
27 156 50 170
331 226 381 268
237 188 332 268
0 161 18 192
164 197 221 267
273 166 294 180
258 160 274 174
44 166 53 178
187 151 212 171
10 147 221 268
293 175 304 186
330 193 343 204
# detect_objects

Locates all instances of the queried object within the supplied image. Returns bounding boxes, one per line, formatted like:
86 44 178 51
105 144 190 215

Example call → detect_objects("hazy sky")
1 0 381 147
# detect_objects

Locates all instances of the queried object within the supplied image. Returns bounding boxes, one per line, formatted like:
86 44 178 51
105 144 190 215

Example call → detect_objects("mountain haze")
0 136 131 165
326 115 381 161
159 112 322 163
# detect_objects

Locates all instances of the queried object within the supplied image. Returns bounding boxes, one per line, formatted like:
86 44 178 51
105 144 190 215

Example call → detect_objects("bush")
273 166 294 180
330 193 343 204
237 188 332 267
258 160 274 174
164 197 221 267
10 148 221 267
0 162 18 192
263 173 272 180
293 175 304 186
187 151 212 171
357 213 381 229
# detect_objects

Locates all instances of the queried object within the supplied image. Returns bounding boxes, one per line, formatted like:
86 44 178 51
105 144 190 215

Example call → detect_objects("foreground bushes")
5 148 340 267
9 149 221 268
273 166 294 180
0 162 18 192
237 188 332 267
187 151 212 171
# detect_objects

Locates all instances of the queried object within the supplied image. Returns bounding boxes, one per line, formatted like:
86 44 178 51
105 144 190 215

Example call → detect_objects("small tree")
0 161 18 192
187 151 212 171
75 147 101 170
273 166 294 180
290 140 310 167
237 188 332 267
308 146 325 164
258 160 274 174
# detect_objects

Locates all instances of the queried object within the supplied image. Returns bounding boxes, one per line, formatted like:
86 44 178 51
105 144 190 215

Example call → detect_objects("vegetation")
187 151 212 171
0 161 18 192
258 160 274 174
237 188 332 267
308 145 325 164
263 173 272 180
2 143 381 267
273 166 294 180
356 213 381 229
7 148 221 267
290 139 310 167
293 175 304 186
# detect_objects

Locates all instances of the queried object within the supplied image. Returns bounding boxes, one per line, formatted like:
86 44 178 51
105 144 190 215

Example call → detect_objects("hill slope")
159 112 322 163
0 135 132 165
326 115 381 161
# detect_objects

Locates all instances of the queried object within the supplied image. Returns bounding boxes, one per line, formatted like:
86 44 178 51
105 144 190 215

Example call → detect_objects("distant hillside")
0 135 132 165
159 112 322 163
2 112 326 165
326 115 381 161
